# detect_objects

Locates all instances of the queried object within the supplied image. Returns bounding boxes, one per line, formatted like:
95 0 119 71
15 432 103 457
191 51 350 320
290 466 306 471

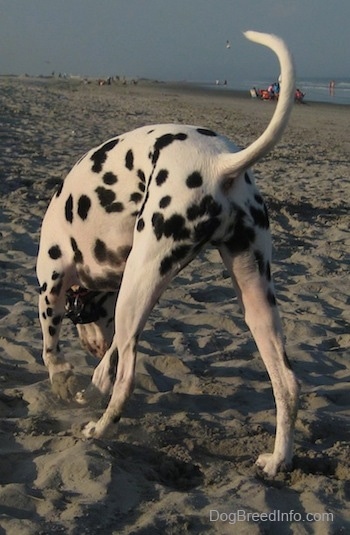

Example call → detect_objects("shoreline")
162 80 350 109
1 73 349 109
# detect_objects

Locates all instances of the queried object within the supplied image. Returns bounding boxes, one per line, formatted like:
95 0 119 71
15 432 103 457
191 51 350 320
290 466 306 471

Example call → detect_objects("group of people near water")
251 79 305 103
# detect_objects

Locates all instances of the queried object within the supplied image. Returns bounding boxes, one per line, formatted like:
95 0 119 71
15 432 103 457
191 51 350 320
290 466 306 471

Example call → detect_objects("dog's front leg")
75 346 118 405
80 258 157 437
37 263 80 400
81 235 187 438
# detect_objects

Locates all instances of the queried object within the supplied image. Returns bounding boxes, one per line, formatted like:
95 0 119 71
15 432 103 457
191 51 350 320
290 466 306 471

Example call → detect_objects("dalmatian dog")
37 31 300 477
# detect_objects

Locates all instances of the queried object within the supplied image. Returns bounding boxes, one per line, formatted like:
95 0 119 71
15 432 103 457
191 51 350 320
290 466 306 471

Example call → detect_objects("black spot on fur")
40 282 47 294
194 217 220 243
94 239 108 263
49 326 56 337
77 195 91 220
47 307 53 317
95 187 124 213
56 182 64 198
108 350 118 385
244 172 252 185
125 149 134 170
51 271 60 281
152 213 191 242
155 169 169 186
254 194 264 205
159 196 172 209
70 237 78 252
95 187 116 207
160 244 192 276
137 169 146 183
224 209 256 254
94 241 132 266
250 205 269 229
254 252 272 281
71 237 83 264
138 181 146 192
186 172 203 189
106 202 124 213
48 245 62 260
152 213 164 240
197 128 217 136
130 192 143 203
156 133 187 151
137 218 145 232
77 268 122 291
90 139 119 173
65 195 73 223
152 133 188 164
52 315 62 326
50 281 63 296
187 195 222 221
103 172 118 185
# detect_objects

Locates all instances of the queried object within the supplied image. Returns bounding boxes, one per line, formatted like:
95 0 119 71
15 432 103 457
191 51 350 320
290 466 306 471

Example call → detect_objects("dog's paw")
256 453 291 477
51 370 81 401
75 389 87 405
75 383 108 407
82 420 98 438
82 411 119 439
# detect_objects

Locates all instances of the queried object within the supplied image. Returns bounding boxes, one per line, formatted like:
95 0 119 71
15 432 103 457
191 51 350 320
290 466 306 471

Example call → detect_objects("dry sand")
0 76 349 534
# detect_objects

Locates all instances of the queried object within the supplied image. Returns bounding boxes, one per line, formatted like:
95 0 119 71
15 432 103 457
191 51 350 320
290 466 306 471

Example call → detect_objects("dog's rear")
37 31 299 477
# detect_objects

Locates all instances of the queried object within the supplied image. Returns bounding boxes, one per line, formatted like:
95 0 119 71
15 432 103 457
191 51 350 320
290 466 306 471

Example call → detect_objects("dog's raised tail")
219 31 295 178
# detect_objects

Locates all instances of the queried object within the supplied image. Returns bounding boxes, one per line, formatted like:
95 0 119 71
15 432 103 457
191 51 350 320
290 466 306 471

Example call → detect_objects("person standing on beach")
329 80 335 96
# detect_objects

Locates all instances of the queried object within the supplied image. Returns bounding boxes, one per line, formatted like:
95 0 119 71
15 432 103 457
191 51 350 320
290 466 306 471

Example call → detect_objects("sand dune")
0 76 349 533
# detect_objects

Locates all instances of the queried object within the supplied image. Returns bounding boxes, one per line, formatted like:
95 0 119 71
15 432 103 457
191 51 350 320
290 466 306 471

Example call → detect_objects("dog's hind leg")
219 242 299 477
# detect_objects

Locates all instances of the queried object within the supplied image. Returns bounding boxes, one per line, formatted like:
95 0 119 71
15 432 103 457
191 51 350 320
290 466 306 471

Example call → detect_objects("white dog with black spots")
37 31 300 477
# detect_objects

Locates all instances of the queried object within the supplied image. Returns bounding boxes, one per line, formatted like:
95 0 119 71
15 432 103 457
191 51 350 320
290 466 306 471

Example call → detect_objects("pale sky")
0 0 349 81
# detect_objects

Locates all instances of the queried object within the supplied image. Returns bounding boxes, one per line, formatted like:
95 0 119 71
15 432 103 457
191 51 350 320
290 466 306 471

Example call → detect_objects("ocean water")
214 77 350 105
295 78 350 105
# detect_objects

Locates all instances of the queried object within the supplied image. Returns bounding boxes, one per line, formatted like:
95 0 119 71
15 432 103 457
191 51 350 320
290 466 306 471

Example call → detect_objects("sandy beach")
0 76 349 534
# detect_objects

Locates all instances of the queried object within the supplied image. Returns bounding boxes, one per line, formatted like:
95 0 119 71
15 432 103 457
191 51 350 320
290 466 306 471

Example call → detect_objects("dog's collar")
65 287 102 325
